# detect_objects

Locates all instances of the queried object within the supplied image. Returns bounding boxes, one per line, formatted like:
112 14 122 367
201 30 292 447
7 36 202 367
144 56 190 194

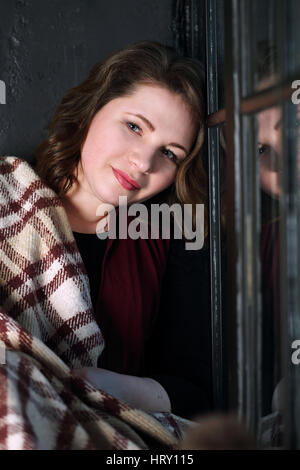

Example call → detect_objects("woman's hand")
71 367 171 413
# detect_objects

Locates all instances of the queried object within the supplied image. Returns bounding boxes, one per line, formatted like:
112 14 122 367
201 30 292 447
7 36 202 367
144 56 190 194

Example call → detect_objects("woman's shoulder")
0 155 59 202
0 155 37 178
1 155 26 167
0 156 35 187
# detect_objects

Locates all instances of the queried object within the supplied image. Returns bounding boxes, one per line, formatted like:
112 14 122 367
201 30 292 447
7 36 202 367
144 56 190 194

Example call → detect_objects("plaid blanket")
0 156 192 450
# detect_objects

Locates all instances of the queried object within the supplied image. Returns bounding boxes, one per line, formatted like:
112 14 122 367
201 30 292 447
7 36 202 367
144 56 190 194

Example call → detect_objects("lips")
112 168 141 190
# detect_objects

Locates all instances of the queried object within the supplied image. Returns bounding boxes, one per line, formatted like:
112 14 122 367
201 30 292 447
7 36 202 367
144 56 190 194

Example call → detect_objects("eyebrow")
125 112 188 154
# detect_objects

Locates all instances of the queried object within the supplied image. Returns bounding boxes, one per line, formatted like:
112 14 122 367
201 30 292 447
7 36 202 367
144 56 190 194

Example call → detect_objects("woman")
33 40 211 419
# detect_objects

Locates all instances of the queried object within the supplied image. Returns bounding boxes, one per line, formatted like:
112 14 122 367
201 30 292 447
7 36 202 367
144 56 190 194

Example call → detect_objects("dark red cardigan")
95 209 170 376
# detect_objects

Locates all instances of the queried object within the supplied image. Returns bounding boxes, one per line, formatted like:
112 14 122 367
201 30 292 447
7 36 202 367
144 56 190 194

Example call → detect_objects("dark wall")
0 0 174 162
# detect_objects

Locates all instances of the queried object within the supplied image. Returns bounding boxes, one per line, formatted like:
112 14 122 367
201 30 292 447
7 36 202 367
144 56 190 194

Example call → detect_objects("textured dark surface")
0 0 173 162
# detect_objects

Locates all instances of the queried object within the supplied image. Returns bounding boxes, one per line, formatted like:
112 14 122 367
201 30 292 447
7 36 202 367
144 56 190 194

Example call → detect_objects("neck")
62 184 109 234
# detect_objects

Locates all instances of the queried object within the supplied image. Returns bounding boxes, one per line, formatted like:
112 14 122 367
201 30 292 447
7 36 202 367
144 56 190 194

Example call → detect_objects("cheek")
142 169 176 199
154 168 177 191
83 118 126 154
81 132 123 168
260 168 280 196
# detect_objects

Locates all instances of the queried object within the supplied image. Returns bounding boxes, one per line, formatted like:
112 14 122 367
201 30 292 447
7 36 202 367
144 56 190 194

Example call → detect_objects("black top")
73 231 212 419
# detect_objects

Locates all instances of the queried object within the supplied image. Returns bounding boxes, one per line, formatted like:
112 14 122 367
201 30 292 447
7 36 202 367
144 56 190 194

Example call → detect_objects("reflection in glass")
257 105 282 420
257 90 300 449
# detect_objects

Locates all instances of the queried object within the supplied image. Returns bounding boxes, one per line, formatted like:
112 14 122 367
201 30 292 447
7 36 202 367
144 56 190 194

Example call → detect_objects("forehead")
258 106 281 128
112 83 190 113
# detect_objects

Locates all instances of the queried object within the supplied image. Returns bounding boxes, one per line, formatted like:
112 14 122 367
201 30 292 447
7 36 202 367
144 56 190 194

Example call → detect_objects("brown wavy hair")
34 40 207 235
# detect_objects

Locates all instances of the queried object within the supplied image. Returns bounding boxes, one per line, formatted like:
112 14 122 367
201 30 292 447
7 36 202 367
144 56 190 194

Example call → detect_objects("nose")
271 126 281 152
128 146 155 174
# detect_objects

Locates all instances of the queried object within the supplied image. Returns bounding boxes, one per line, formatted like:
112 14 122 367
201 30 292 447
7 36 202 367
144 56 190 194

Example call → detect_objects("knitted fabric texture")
0 156 191 450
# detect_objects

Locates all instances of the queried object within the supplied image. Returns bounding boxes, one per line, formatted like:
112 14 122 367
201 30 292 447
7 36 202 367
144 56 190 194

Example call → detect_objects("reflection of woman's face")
76 84 196 210
257 76 300 197
257 105 282 197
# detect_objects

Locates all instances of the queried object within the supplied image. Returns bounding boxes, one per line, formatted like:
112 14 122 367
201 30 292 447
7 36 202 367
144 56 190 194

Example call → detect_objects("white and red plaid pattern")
0 157 191 450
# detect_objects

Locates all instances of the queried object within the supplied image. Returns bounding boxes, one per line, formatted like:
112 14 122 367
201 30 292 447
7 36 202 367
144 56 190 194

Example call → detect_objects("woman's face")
258 104 300 198
76 84 196 210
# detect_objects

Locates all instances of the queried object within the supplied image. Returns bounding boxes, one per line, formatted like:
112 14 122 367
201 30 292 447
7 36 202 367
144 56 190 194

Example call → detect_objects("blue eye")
127 122 141 133
162 148 178 163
